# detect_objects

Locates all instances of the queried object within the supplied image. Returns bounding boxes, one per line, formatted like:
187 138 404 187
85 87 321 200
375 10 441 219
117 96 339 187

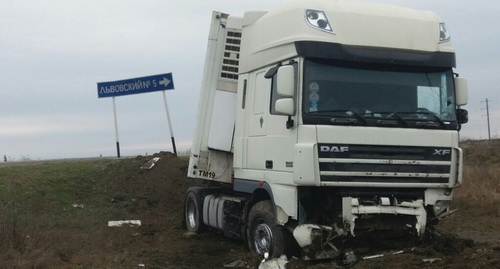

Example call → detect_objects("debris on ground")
108 220 141 227
362 249 404 260
423 258 442 264
182 231 197 238
258 254 288 269
140 157 160 170
343 251 357 265
362 254 384 260
71 203 84 209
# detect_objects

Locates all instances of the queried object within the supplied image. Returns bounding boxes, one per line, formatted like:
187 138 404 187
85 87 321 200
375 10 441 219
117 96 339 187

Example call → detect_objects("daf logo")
433 149 451 156
320 145 349 153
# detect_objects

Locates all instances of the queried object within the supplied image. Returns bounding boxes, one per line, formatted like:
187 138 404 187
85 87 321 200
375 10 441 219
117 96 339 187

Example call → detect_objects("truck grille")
318 144 452 184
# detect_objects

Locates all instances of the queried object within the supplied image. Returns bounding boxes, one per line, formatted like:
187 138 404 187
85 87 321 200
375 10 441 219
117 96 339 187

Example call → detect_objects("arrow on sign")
159 77 171 87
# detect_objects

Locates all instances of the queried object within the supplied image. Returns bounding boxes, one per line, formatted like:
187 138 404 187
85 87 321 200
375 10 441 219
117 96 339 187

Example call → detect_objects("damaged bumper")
343 197 427 236
292 197 427 260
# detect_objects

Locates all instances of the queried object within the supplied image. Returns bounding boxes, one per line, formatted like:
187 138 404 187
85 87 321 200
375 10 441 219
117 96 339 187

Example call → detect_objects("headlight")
439 22 451 43
305 9 334 33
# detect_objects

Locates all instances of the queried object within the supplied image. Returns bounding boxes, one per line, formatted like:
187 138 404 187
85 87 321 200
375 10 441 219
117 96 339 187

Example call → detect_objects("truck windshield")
302 58 457 129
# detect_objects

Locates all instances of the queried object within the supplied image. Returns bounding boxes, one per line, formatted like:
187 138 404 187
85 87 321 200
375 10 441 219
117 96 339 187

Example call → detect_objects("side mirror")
276 65 295 98
455 77 468 106
275 98 295 115
457 108 468 124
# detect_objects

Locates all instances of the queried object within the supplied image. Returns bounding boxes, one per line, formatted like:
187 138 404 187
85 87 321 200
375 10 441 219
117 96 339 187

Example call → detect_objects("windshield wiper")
413 111 447 128
395 110 447 128
309 110 368 125
380 112 409 127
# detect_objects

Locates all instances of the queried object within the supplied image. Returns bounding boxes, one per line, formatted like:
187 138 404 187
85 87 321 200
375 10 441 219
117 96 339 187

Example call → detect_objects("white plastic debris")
72 204 84 209
362 249 404 260
140 157 160 170
258 254 288 269
108 220 141 227
423 258 442 264
362 254 384 260
263 252 269 262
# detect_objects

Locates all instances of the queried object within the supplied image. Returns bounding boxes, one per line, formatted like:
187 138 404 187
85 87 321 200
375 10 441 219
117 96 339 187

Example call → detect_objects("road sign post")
112 97 121 158
162 90 177 156
97 73 176 157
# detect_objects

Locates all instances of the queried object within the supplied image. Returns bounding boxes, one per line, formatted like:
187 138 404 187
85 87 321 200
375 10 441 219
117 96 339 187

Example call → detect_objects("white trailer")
185 0 469 259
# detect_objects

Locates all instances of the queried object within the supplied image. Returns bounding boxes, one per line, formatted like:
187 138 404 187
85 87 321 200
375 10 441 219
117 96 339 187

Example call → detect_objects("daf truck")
184 0 469 259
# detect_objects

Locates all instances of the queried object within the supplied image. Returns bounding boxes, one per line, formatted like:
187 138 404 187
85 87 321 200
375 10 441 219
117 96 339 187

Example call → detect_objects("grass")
0 154 191 268
0 159 115 268
456 165 500 204
454 139 500 205
0 141 499 267
0 161 107 222
461 139 500 165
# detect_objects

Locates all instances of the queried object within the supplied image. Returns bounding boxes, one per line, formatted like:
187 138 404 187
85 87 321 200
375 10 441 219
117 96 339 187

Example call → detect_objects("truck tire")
247 200 287 258
184 190 205 233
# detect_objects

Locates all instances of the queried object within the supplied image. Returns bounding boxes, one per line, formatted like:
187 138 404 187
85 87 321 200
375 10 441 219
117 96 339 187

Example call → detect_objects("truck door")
264 64 297 174
244 70 269 171
243 65 297 176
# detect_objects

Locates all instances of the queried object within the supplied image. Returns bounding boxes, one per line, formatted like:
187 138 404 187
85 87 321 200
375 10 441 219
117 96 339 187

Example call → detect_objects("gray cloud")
0 0 497 159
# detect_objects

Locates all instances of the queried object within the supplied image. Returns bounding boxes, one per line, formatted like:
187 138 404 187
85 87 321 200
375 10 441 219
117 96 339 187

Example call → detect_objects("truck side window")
269 63 298 114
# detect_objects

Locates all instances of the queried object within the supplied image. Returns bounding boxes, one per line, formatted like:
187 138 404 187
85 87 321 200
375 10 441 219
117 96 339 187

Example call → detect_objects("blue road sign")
97 73 174 98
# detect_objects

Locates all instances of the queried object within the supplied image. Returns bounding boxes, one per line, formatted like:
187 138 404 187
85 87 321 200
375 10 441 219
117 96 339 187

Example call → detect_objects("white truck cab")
185 0 468 259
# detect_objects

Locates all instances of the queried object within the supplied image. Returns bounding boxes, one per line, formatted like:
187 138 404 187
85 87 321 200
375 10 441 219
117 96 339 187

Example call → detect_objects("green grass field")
0 159 117 267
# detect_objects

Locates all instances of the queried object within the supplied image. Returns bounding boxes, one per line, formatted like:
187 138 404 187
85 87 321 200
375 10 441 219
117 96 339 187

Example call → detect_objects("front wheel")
247 200 287 258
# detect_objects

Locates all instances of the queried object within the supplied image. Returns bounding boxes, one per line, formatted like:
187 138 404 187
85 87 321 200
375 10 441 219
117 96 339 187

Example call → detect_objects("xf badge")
433 149 451 156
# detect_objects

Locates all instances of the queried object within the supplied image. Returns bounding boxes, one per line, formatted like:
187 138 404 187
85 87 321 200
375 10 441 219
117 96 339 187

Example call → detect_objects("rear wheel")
247 200 287 258
184 191 204 233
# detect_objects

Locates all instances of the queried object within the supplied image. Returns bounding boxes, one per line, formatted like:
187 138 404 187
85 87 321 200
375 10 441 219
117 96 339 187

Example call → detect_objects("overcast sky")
1 0 498 160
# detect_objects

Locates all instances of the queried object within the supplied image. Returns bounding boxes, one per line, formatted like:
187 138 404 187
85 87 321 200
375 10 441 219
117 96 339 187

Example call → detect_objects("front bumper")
292 196 427 260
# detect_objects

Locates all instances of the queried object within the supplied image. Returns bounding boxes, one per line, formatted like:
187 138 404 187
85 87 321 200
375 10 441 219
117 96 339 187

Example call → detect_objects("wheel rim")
253 222 273 254
186 200 197 229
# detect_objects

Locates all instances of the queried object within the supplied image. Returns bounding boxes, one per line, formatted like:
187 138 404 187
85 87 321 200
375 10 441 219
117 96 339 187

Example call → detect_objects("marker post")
162 91 177 156
112 97 121 158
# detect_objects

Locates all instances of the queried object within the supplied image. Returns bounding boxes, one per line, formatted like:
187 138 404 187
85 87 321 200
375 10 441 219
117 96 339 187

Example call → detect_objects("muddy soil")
74 152 500 268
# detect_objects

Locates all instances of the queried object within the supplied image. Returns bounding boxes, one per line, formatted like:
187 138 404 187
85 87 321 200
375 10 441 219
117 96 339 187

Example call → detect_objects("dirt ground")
64 151 496 269
15 153 500 269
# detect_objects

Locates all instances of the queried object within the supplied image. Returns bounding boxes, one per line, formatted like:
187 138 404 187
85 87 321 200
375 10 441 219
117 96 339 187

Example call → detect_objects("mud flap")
342 197 427 236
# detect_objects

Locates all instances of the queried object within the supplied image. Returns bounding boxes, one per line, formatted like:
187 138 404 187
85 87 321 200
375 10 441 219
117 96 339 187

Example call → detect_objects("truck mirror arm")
286 116 294 129
265 64 281 79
